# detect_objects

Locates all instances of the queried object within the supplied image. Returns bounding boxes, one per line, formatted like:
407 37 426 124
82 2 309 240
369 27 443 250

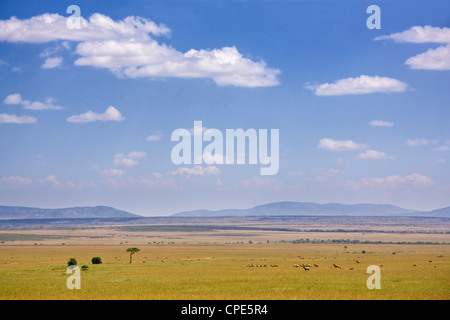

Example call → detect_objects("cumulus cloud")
0 176 32 185
405 45 450 70
375 26 450 44
42 56 63 69
434 141 450 152
169 165 220 177
145 134 162 141
67 106 124 123
0 13 280 87
369 120 394 127
0 113 37 124
3 93 63 110
318 138 367 151
3 93 22 104
326 168 344 176
113 151 146 167
353 173 433 189
101 168 126 177
405 138 439 147
40 175 76 188
356 150 389 160
376 26 450 70
306 75 408 96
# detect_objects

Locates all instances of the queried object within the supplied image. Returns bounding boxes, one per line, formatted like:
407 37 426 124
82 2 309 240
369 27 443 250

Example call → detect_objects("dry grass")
0 243 449 300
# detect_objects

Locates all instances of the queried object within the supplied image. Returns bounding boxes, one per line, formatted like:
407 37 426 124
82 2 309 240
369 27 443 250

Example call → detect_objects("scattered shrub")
67 258 77 266
91 257 102 264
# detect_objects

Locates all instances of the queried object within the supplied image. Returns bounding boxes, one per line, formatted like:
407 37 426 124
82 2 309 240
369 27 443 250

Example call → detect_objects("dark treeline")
280 238 450 245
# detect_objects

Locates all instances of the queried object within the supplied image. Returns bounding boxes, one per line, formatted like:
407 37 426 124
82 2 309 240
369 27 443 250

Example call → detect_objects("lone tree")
91 257 102 264
127 248 140 264
67 258 77 266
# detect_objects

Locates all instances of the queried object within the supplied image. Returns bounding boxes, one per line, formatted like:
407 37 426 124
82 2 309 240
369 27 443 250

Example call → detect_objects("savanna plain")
0 216 449 300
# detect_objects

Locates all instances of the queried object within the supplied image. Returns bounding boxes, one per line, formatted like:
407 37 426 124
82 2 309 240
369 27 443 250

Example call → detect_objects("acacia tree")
126 248 140 264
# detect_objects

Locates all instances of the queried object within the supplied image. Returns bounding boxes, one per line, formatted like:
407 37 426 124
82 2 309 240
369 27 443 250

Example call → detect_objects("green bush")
91 257 102 264
67 258 77 266
81 265 89 270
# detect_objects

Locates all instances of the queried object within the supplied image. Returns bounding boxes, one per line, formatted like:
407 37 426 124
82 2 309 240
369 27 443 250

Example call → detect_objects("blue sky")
0 0 449 215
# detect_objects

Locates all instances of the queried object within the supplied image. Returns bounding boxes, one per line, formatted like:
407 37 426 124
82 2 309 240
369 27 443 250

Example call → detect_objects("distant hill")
172 201 449 218
426 206 450 218
0 205 140 220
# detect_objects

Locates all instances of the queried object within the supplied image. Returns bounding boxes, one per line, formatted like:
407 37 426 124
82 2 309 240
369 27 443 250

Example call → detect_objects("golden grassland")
0 242 449 300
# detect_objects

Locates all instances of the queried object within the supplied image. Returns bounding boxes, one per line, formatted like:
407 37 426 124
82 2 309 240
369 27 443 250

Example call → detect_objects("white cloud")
437 159 447 165
369 120 394 127
405 138 438 147
0 113 37 124
40 42 70 57
434 141 450 152
113 151 146 167
318 138 367 151
3 93 63 110
241 175 283 189
41 175 76 188
405 45 450 70
353 173 434 189
376 26 450 71
356 150 389 160
22 97 63 110
0 176 32 185
326 168 344 176
0 13 280 87
306 75 408 96
67 106 124 123
169 165 220 177
0 13 170 43
4 93 22 104
434 145 450 152
375 26 450 44
42 56 63 69
146 134 162 141
101 168 126 177
44 175 61 186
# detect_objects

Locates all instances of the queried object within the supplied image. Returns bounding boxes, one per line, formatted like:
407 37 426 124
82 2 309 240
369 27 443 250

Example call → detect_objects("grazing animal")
413 264 417 267
302 266 310 271
333 264 342 269
293 264 299 268
355 260 360 264
349 267 354 270
314 264 319 267
270 264 278 267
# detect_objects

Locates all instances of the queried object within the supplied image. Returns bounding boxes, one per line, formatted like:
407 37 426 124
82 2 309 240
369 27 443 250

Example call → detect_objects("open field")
0 243 449 300
0 216 449 300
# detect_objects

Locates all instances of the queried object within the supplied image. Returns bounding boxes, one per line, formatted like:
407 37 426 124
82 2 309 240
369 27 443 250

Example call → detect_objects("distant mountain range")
172 201 450 218
0 202 449 220
0 205 140 220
